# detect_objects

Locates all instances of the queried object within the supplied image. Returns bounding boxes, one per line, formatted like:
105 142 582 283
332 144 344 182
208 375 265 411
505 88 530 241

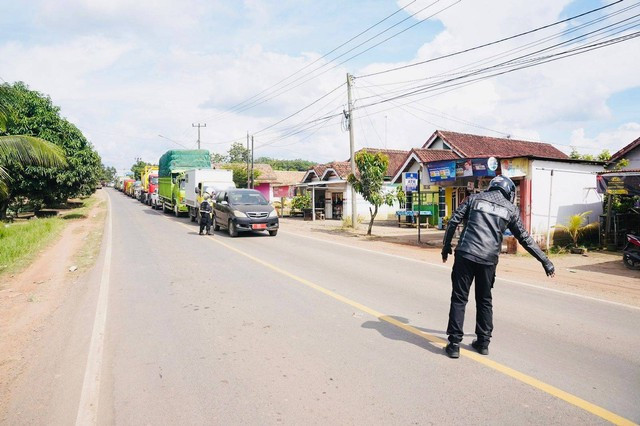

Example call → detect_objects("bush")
291 194 311 210
552 222 599 248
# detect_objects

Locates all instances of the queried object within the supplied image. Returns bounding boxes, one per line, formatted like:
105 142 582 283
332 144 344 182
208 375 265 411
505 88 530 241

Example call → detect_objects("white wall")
621 148 640 170
343 182 400 221
530 160 603 236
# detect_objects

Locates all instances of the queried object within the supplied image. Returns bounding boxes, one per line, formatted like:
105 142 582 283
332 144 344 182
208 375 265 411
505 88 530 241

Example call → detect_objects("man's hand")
543 261 555 278
442 245 452 263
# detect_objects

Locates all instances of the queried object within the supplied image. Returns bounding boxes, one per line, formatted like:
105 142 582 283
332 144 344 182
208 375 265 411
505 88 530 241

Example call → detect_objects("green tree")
254 156 316 171
597 149 611 162
219 164 260 189
1 82 101 215
0 84 68 218
347 150 395 235
130 160 150 180
101 164 117 183
210 152 227 164
228 142 249 163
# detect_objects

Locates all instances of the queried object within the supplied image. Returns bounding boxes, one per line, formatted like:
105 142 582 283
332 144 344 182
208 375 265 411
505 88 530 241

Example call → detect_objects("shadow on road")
362 315 455 357
569 259 640 278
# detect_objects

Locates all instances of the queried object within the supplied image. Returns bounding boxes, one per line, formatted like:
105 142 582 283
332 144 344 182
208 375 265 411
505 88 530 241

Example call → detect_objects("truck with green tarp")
158 149 211 216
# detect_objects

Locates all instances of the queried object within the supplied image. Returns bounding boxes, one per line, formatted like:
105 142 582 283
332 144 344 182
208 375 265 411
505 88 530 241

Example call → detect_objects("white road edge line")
75 192 113 425
280 230 640 312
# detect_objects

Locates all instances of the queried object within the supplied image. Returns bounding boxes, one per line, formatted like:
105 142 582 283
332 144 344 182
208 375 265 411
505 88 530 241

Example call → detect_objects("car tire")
269 230 278 237
228 219 238 238
213 216 220 231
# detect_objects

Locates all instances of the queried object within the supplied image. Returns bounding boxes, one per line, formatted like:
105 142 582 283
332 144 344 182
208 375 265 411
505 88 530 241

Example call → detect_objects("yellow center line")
164 214 635 426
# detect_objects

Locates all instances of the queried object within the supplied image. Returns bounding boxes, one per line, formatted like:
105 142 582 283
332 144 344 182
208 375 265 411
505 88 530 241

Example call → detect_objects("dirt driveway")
279 217 640 308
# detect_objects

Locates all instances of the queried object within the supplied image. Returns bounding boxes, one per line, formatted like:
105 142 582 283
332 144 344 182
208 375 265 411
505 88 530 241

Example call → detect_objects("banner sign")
402 172 419 192
597 173 640 196
455 160 474 177
273 186 292 198
471 158 497 177
500 158 528 178
426 161 456 181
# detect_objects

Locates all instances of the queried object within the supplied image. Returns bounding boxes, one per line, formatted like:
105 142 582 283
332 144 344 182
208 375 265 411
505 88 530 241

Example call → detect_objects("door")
215 191 228 225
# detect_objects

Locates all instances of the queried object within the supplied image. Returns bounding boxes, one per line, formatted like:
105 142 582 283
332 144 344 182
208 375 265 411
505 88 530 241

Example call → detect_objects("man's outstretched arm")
508 214 555 277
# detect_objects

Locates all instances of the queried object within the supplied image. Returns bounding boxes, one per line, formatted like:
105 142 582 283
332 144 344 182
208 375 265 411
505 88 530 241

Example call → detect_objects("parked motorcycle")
622 233 640 269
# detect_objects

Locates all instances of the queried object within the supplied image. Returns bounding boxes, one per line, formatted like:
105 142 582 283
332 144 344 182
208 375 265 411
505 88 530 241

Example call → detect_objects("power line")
357 0 624 79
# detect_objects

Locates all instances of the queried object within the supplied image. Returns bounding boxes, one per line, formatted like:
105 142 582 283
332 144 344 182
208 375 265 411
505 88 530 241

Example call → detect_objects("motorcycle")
622 233 640 269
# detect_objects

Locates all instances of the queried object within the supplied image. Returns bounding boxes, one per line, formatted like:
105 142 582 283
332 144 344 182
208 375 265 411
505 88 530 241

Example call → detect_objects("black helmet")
487 175 516 203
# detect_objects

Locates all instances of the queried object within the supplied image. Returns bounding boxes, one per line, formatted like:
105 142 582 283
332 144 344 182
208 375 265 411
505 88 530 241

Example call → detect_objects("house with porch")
297 148 408 221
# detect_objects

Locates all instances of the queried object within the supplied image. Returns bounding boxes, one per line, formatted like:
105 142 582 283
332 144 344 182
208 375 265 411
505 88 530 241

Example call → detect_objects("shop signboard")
402 172 419 192
597 173 640 196
426 160 456 181
273 186 290 198
455 159 474 177
500 158 528 178
471 158 496 177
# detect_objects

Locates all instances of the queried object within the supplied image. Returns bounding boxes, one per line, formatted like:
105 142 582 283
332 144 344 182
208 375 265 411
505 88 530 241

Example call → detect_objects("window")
229 191 268 205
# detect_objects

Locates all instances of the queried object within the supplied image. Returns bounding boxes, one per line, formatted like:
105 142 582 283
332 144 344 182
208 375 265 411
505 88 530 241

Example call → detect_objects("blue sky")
0 0 638 171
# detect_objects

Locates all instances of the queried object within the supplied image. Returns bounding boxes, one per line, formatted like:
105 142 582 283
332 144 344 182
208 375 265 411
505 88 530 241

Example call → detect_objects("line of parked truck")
114 149 280 237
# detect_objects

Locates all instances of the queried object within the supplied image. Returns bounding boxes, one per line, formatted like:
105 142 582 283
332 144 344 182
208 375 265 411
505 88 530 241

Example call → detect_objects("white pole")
545 170 554 252
312 186 316 221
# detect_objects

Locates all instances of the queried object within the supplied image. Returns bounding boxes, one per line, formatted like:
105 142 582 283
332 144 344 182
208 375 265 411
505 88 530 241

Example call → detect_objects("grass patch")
0 218 65 278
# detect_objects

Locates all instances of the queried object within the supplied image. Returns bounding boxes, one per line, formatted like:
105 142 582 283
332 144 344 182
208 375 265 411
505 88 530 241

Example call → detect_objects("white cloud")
570 122 640 154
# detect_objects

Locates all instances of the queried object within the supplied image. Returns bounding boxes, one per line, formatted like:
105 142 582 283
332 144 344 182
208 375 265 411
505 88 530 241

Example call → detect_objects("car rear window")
229 191 268 205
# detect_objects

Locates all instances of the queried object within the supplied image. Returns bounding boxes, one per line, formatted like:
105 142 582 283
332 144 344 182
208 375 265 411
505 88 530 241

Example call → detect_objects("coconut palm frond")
0 165 8 199
0 135 67 168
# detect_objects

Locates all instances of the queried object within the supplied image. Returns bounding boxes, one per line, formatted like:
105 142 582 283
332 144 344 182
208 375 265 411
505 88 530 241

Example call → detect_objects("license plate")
252 223 267 230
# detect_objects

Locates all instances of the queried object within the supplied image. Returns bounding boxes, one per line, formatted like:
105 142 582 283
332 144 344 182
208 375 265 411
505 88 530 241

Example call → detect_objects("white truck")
183 168 236 223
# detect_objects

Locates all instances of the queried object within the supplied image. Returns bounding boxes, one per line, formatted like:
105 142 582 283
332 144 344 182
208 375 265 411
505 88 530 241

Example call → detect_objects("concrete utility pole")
347 73 357 229
246 132 250 188
192 123 206 149
251 136 255 189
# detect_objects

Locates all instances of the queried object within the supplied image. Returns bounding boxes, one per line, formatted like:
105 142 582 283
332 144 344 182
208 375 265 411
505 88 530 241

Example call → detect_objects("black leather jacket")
443 190 554 274
200 200 213 216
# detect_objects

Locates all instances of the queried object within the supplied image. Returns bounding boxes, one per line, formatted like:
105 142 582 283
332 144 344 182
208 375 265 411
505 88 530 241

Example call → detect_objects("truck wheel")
190 208 196 222
174 205 180 217
228 220 238 238
162 203 169 213
213 216 220 231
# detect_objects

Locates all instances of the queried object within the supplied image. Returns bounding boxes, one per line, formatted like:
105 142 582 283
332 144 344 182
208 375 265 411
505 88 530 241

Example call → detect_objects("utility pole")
192 123 206 149
347 73 357 229
251 136 255 189
246 132 250 188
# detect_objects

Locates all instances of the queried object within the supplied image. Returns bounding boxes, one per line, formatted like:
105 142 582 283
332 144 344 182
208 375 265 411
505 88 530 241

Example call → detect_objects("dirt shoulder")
0 190 108 416
279 218 640 308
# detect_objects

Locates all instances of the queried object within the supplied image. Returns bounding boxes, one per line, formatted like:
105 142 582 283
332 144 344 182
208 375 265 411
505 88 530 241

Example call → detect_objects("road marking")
280 230 640 312
76 192 113 425
156 209 637 425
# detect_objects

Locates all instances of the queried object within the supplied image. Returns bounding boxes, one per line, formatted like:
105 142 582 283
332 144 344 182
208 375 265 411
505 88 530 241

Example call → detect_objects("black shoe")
471 339 489 355
445 342 460 358
199 231 203 235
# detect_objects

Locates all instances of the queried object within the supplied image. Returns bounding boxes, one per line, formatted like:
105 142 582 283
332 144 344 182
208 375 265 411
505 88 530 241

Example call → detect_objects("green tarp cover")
158 149 211 177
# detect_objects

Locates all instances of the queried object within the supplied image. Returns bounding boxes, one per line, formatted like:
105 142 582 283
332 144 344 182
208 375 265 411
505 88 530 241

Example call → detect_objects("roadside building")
297 148 408 221
607 135 640 170
393 130 604 245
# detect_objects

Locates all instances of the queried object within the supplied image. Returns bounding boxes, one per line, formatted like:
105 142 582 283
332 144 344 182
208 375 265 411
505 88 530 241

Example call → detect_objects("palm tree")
0 85 67 199
554 211 593 248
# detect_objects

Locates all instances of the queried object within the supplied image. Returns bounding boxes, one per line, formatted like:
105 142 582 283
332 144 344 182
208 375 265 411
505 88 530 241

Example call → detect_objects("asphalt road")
5 188 640 425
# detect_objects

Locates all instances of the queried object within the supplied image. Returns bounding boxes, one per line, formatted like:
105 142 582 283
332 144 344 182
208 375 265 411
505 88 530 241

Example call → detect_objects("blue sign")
426 161 456 181
472 158 496 177
402 172 419 192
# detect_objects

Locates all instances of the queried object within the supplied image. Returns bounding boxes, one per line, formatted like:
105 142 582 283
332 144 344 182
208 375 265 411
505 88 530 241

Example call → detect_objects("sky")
0 0 638 172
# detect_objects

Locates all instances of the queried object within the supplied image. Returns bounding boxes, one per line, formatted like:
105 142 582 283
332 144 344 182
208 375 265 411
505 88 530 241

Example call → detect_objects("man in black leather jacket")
199 193 214 235
442 175 555 358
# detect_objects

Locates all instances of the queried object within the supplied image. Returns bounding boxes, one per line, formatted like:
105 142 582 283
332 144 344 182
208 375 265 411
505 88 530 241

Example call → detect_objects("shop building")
393 131 604 241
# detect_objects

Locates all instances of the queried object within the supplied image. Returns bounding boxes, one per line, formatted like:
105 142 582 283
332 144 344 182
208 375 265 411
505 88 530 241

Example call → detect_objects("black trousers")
446 255 496 345
199 214 212 233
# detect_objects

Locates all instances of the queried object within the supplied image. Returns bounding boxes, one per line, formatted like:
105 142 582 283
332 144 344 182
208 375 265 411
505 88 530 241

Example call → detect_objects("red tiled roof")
272 171 306 186
412 148 459 163
610 136 640 162
322 161 352 178
426 130 568 160
351 148 410 177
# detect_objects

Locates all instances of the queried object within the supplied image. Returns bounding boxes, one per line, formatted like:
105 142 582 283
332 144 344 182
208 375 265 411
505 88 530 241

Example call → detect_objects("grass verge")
0 194 103 281
0 218 65 279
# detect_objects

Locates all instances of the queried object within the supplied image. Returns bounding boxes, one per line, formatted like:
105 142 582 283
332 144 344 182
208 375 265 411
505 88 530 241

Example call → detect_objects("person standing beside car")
199 193 213 235
441 175 555 359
